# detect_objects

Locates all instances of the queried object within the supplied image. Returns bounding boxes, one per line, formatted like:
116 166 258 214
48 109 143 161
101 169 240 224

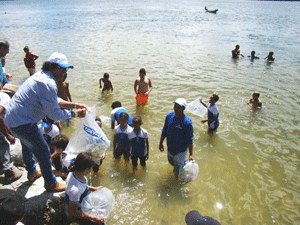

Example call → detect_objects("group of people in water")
0 38 266 225
232 44 275 62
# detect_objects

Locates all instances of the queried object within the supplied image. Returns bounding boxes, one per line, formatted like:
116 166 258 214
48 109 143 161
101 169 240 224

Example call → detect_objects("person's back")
110 101 133 129
57 74 72 102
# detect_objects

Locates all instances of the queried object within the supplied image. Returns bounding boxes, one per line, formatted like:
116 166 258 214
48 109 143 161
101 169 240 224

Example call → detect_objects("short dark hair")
111 101 122 109
253 92 260 98
119 112 129 121
212 94 219 102
103 73 109 78
50 134 69 150
0 40 9 49
74 152 95 172
139 68 146 75
133 115 142 124
23 46 29 51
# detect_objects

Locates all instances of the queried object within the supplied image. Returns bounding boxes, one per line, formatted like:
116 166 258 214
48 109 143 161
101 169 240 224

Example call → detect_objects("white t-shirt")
65 172 88 204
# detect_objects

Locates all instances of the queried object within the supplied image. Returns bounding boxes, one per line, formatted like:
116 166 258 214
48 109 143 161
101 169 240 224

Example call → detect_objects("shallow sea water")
1 0 300 224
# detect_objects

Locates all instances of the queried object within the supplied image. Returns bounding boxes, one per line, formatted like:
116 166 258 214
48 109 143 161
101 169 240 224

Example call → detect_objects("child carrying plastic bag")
65 107 110 158
81 187 115 219
178 160 199 184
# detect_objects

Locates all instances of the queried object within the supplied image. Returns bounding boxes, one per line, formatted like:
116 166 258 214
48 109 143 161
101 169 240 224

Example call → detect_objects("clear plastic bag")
65 107 110 157
186 98 207 117
81 187 115 219
178 160 199 183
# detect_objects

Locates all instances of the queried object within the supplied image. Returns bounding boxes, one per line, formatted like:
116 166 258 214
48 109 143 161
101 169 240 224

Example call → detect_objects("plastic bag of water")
81 187 115 219
179 160 199 184
65 107 110 157
185 98 207 117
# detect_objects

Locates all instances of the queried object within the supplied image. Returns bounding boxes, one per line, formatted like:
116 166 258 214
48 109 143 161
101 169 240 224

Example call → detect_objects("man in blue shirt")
159 98 194 178
4 52 87 192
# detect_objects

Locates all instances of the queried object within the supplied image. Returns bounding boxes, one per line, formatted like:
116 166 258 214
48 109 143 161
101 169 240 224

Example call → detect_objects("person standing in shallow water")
134 68 153 106
4 52 87 192
200 94 220 132
232 44 244 59
23 46 39 76
159 98 194 178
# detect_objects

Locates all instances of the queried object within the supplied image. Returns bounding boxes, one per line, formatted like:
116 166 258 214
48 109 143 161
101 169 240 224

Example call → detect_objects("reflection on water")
1 0 300 224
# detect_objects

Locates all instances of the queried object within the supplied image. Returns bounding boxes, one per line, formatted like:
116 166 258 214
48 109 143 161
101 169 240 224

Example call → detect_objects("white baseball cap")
174 98 187 108
47 52 74 69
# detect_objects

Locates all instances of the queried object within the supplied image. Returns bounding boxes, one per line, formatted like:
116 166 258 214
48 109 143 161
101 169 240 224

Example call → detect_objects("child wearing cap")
200 94 220 131
38 117 60 144
128 116 149 169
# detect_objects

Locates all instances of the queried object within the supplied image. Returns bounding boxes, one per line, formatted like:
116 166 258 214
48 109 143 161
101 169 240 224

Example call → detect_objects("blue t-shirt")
110 107 133 126
161 112 193 155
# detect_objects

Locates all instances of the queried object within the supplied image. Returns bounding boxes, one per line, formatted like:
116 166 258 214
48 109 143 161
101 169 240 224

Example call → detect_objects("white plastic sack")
65 109 110 157
61 152 77 168
179 160 199 183
186 98 207 117
81 187 115 219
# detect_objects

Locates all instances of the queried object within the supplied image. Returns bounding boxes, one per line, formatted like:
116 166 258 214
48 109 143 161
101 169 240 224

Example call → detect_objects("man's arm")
0 106 15 144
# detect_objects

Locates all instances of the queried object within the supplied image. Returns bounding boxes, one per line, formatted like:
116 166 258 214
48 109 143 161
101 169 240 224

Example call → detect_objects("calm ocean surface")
1 0 300 224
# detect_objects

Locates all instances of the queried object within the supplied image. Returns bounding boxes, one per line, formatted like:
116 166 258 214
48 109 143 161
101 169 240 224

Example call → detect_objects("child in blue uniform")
128 116 149 169
113 112 133 160
200 94 220 131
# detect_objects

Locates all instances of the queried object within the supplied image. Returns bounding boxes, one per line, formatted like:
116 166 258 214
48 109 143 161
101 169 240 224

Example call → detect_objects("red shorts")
136 94 149 106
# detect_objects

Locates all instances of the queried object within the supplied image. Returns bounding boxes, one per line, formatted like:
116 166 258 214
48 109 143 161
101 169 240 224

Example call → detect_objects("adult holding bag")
4 52 87 192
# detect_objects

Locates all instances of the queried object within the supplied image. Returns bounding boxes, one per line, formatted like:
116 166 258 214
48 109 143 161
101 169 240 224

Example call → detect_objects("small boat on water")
205 6 218 14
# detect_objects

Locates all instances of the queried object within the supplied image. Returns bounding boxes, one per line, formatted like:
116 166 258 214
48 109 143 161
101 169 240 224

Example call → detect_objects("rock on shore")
1 140 70 225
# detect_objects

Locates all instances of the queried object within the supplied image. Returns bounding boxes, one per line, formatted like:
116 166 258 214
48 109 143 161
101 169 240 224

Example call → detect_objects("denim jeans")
167 151 187 176
0 134 13 171
11 123 56 186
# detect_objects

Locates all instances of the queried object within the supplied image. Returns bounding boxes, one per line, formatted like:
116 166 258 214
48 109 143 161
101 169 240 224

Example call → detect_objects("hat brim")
58 63 74 69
